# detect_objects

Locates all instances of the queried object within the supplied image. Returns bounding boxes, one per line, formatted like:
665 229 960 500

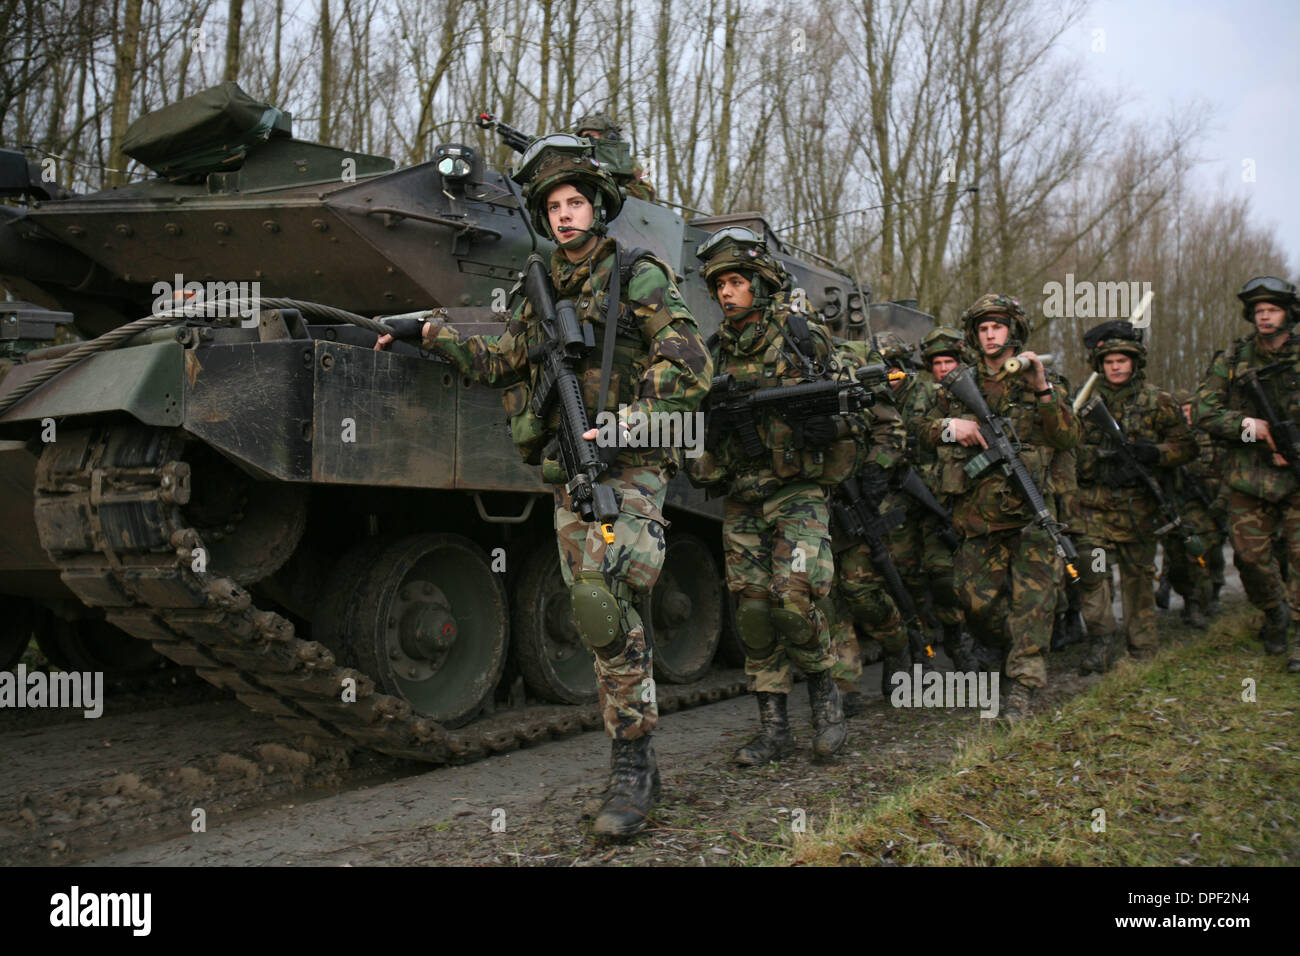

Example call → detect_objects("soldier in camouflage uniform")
571 112 656 201
1157 388 1228 623
1194 276 1300 671
686 226 903 763
376 134 711 836
827 332 911 714
920 294 1080 722
1073 322 1196 673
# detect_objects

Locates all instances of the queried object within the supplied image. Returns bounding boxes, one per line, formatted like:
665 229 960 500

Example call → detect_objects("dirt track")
1 565 1248 867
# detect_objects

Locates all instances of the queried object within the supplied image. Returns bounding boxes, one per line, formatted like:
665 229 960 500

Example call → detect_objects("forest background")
2 0 1293 391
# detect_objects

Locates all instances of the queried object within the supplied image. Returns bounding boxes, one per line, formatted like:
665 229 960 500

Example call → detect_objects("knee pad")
735 598 777 659
771 598 815 645
570 571 623 650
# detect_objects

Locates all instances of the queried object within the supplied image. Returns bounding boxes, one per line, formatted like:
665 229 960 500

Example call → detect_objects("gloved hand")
383 318 427 342
802 415 839 448
859 462 890 502
1129 438 1160 466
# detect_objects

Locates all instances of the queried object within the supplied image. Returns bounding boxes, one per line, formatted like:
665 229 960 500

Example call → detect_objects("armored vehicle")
0 83 902 761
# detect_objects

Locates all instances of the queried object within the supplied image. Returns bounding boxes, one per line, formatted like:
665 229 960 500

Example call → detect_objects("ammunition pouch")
501 381 548 466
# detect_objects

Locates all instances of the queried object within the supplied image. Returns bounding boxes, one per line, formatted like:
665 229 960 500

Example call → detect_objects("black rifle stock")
939 366 1085 593
476 111 533 153
897 465 960 551
1239 366 1300 482
521 254 620 542
1079 396 1206 561
704 364 897 457
831 474 935 663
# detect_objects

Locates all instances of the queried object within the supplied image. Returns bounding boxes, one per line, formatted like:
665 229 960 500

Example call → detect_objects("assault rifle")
1175 465 1228 535
704 364 898 457
521 254 619 543
939 365 1085 595
1238 365 1300 482
898 465 960 551
1080 396 1206 562
830 473 935 664
476 111 533 153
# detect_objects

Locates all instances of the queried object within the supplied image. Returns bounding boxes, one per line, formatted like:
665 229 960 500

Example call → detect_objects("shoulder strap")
617 245 654 285
596 243 623 449
782 309 818 370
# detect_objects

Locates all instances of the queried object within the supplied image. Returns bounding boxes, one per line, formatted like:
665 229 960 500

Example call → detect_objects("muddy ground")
2 577 1244 867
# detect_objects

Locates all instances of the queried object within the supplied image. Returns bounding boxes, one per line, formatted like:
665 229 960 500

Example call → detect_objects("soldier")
571 112 655 201
920 294 1080 722
1194 276 1300 672
1073 322 1196 673
1157 388 1228 623
827 332 911 713
685 226 903 763
375 134 712 836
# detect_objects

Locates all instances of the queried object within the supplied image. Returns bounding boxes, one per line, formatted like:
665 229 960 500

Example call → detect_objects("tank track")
32 425 746 765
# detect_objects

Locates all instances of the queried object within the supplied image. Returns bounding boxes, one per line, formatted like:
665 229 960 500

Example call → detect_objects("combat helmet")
873 330 916 370
960 292 1028 352
920 325 970 366
696 226 789 310
1237 275 1300 326
512 133 624 245
571 112 624 141
1083 319 1145 371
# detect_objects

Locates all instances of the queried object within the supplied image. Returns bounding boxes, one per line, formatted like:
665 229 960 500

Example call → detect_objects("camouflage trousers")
1078 535 1158 652
1227 489 1300 622
723 481 836 694
954 527 1058 689
886 507 963 630
1163 531 1227 608
830 540 906 689
555 462 669 741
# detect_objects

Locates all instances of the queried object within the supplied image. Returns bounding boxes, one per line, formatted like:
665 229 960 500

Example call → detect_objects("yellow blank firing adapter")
601 523 615 545
1066 562 1080 581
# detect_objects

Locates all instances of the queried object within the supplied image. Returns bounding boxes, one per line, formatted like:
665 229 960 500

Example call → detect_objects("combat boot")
943 624 979 672
841 690 868 718
1287 630 1300 674
1154 574 1172 610
1182 598 1208 630
1262 604 1290 655
593 735 660 840
1208 583 1222 616
1079 633 1115 676
806 669 847 761
880 647 910 696
733 692 795 767
1001 679 1033 725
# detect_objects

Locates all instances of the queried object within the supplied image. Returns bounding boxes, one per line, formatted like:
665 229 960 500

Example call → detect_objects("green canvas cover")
122 82 292 179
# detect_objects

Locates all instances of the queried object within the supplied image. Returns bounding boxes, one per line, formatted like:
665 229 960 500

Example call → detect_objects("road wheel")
511 543 597 704
649 532 724 683
342 534 508 727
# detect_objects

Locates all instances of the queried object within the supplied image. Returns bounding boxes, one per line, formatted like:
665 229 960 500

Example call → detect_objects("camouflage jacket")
1194 331 1300 501
685 300 903 502
920 360 1080 535
425 237 712 478
1074 377 1196 540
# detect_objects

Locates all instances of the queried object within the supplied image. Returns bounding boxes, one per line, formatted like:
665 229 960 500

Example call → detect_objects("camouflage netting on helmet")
513 135 624 238
696 227 789 303
872 330 915 368
960 292 1028 348
1237 275 1300 324
1083 319 1146 371
920 325 972 365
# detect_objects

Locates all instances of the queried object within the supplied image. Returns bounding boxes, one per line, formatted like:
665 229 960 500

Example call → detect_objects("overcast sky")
1074 0 1300 273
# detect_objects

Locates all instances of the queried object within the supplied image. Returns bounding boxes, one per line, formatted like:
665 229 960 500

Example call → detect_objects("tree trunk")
108 0 145 186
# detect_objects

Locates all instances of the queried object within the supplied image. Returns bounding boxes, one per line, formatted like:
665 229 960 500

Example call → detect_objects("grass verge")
791 605 1299 865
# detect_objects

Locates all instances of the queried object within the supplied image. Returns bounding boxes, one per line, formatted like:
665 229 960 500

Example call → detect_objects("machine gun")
897 465 960 551
939 365 1085 597
1079 395 1206 562
521 254 619 543
830 473 935 664
476 111 533 153
1238 364 1300 482
704 363 899 457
